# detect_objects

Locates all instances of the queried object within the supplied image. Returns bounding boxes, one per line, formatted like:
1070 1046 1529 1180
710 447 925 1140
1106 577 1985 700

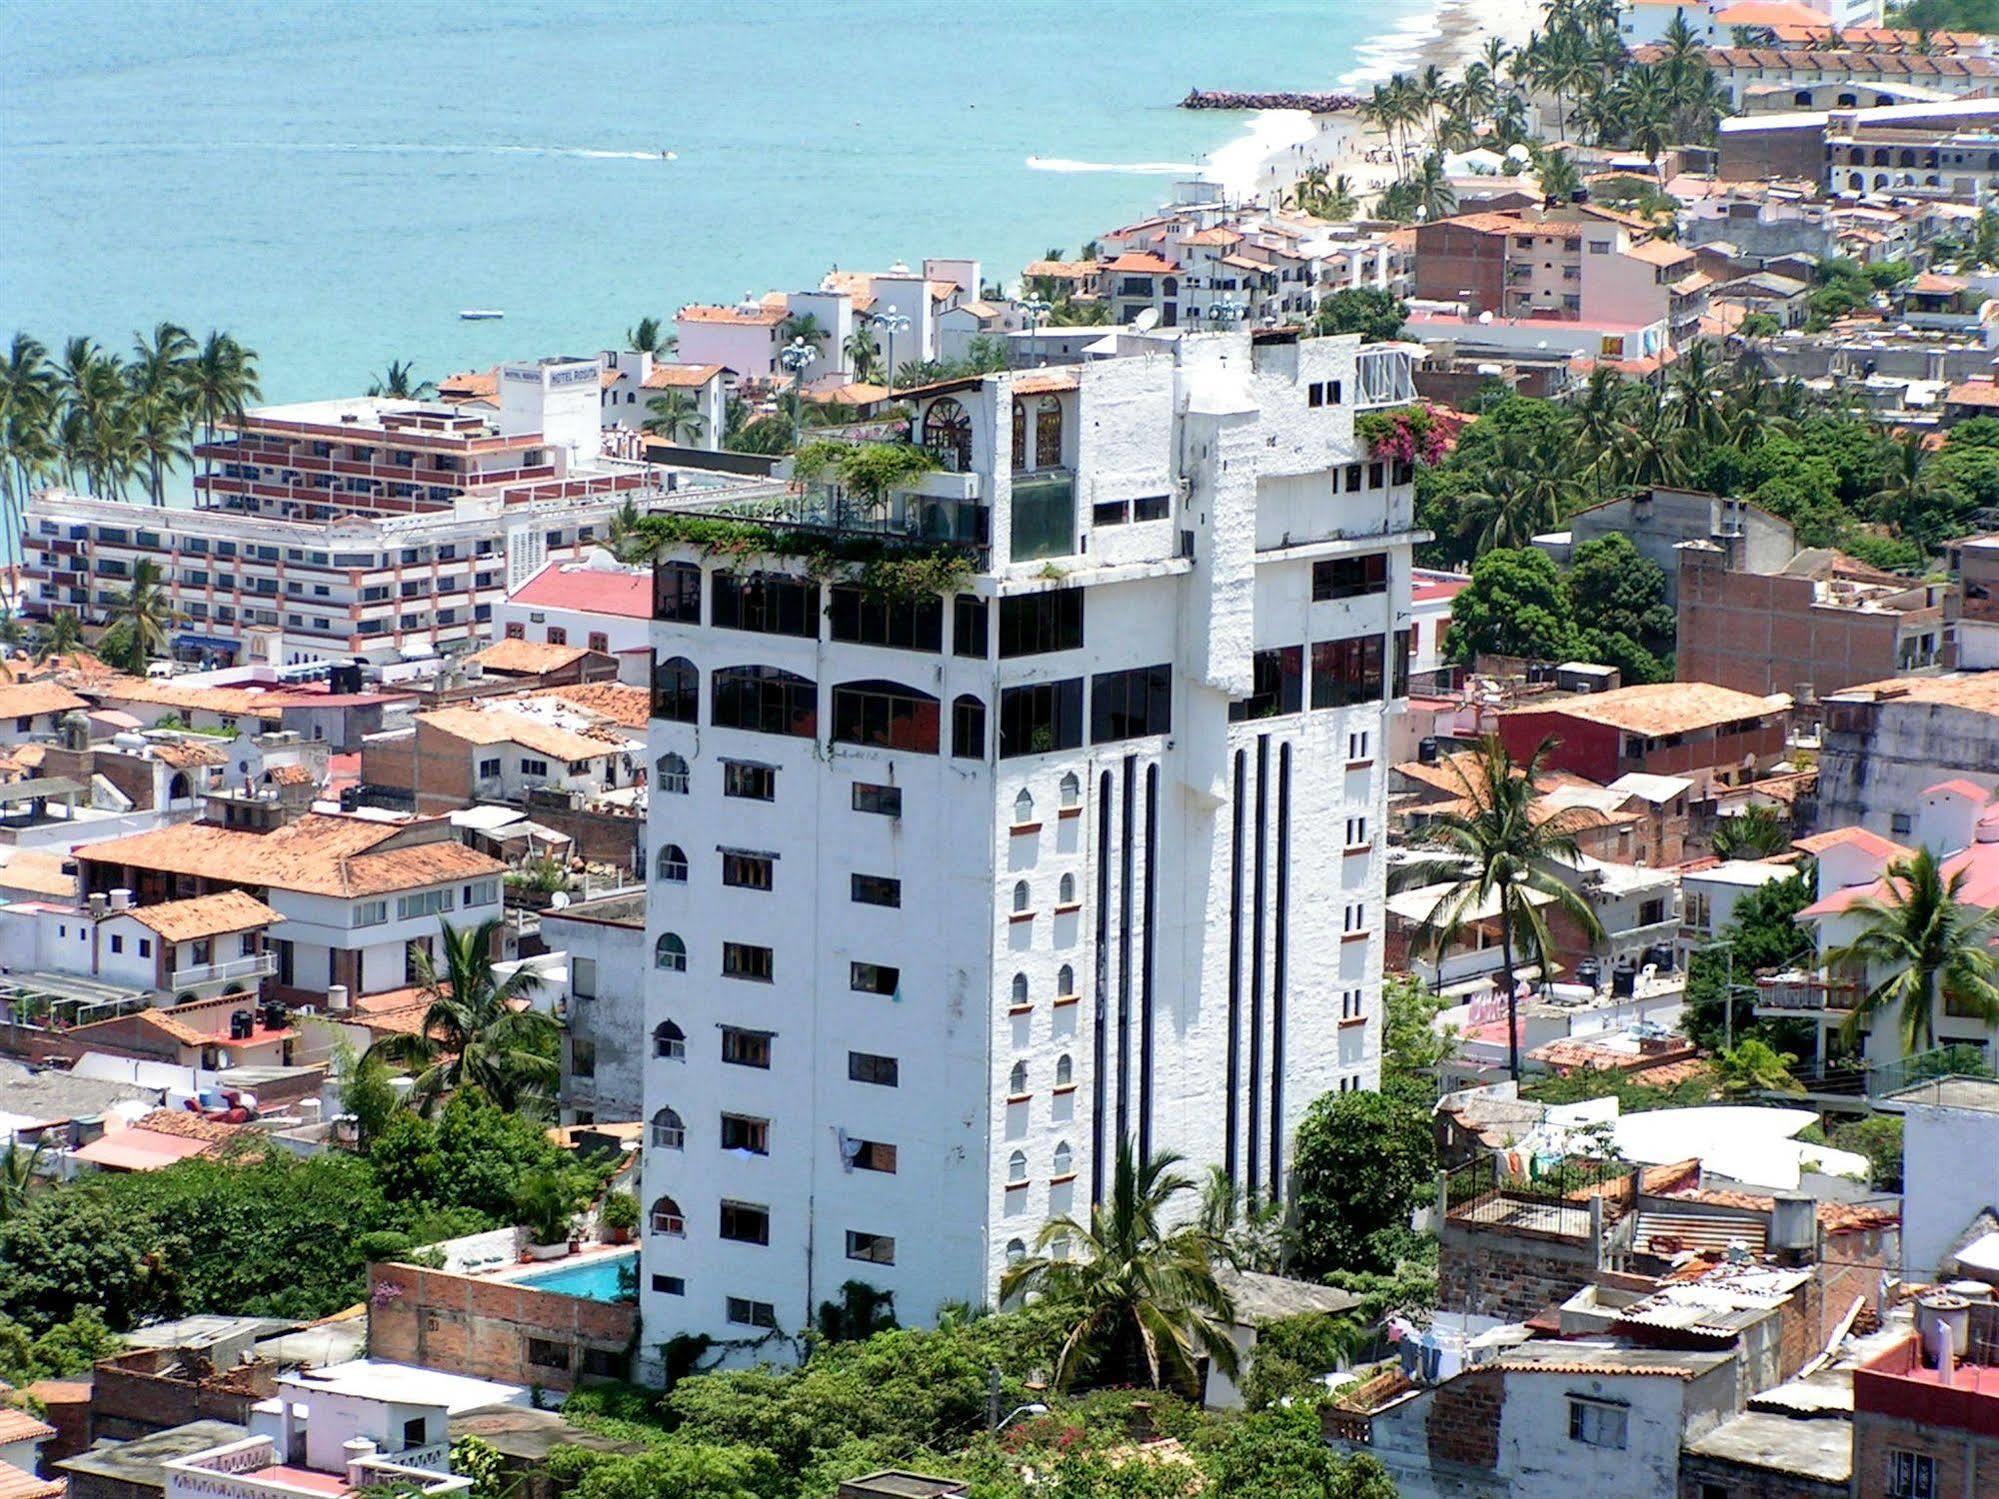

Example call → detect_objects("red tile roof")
1103 253 1179 274
509 563 652 620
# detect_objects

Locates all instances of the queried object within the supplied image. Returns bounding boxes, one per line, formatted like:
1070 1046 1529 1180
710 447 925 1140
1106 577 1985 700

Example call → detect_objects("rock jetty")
1180 89 1362 112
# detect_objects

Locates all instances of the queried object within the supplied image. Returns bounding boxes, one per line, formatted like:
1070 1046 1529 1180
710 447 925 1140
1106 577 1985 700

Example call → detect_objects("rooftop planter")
1356 404 1447 466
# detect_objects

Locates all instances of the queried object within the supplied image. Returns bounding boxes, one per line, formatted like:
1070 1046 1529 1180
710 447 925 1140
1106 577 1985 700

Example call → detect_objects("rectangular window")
1133 494 1170 522
1312 553 1388 601
1568 1398 1627 1451
354 900 387 928
1231 646 1303 721
139 938 151 957
545 626 568 646
998 678 1085 758
462 880 499 907
851 962 899 996
723 761 776 801
1311 635 1386 709
720 1027 772 1068
520 757 549 777
109 934 124 954
1346 816 1369 846
711 571 819 636
651 1274 685 1296
848 1051 900 1087
722 852 775 892
654 562 702 623
525 1339 570 1370
851 873 901 908
845 1230 896 1265
719 1114 769 1155
849 1139 898 1173
570 1038 596 1078
478 757 500 778
725 1296 777 1328
722 942 774 982
997 590 1085 656
572 957 596 999
828 585 943 651
719 1201 770 1245
1885 1450 1937 1499
396 889 455 921
1092 499 1130 528
953 595 989 658
851 782 902 817
1091 663 1172 743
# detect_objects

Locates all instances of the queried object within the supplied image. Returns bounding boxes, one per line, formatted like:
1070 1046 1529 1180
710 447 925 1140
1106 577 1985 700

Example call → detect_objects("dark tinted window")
1091 664 1172 743
712 666 816 737
952 695 986 759
997 590 1084 656
829 586 942 651
654 561 701 622
998 678 1085 758
711 571 818 636
1230 646 1303 721
953 595 989 658
1311 553 1388 601
651 655 698 723
830 680 940 753
851 783 902 816
1311 635 1385 708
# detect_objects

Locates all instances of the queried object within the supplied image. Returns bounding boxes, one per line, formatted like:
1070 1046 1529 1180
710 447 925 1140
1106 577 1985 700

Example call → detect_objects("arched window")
1058 873 1076 905
1052 1141 1073 1176
1034 396 1063 470
653 1020 685 1059
1012 880 1030 914
656 753 689 794
1898 148 1916 167
651 1107 685 1149
1057 963 1074 996
651 1196 686 1236
1011 399 1028 471
952 694 986 759
1005 1237 1027 1263
1162 276 1179 298
921 397 973 472
1793 89 1813 105
1837 92 1858 107
651 655 698 723
655 933 687 971
1059 772 1080 807
1009 1060 1029 1095
1013 788 1034 824
168 772 190 801
1011 972 1029 1005
1008 1149 1028 1183
711 665 817 737
831 679 940 753
1056 1052 1073 1086
656 843 687 882
1873 148 1890 166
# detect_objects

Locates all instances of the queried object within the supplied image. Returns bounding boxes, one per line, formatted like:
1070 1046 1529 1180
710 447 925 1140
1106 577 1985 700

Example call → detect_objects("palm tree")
642 391 701 445
1827 846 1999 1056
367 361 436 400
0 335 58 592
128 322 193 504
776 312 827 354
102 558 181 672
1460 431 1580 551
367 917 558 1115
184 332 261 495
843 324 882 384
1712 803 1791 859
1714 1038 1803 1097
1534 147 1584 204
999 1143 1238 1394
0 1138 45 1222
34 609 82 663
1390 734 1605 1080
625 316 676 357
1868 430 1932 527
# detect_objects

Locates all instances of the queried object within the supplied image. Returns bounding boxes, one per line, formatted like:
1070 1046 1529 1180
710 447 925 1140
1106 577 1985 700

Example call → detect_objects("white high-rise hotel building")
639 327 1420 1364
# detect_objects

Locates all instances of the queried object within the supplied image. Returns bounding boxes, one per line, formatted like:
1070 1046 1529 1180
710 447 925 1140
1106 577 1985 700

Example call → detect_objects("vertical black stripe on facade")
1248 734 1268 1197
1139 762 1159 1163
1225 748 1245 1186
1272 742 1292 1197
1092 770 1114 1205
1116 756 1136 1156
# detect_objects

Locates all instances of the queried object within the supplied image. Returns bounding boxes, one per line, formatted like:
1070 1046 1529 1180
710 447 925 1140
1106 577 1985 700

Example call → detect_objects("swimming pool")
511 1251 638 1303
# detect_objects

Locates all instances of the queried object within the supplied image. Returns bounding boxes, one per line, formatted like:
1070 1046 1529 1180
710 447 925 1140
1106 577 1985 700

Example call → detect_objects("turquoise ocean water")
2 0 1425 405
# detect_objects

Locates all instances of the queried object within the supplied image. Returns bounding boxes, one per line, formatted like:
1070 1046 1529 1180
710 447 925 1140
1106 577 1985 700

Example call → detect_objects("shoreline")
1198 0 1545 205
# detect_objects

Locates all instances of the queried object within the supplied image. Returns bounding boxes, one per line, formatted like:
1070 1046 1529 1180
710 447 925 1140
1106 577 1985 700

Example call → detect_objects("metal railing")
169 953 276 989
1443 1154 1625 1240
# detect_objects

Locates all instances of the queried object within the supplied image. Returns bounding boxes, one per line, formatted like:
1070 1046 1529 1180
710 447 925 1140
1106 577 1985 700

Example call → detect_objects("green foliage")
1238 1313 1364 1412
339 1044 401 1149
1290 1089 1435 1277
0 1307 120 1387
1381 973 1452 1106
1565 534 1674 682
1448 547 1577 665
1712 804 1792 861
1830 1114 1904 1191
515 1169 583 1247
632 512 976 604
1522 1065 1717 1112
1713 1037 1803 1096
1737 312 1781 340
1683 872 1815 1053
814 1279 897 1342
1201 1407 1401 1498
367 1093 595 1224
601 1190 640 1233
540 1443 771 1499
1313 289 1408 344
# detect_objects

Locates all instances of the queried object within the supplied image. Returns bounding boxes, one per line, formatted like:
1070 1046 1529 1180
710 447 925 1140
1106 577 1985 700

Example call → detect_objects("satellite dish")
549 891 570 910
1133 308 1161 332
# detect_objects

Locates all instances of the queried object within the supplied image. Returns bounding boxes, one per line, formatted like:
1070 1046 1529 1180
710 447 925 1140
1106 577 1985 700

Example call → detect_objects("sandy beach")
1203 0 1548 205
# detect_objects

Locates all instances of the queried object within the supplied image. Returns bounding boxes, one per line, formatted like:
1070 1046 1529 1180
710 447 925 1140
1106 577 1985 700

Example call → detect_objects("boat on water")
459 309 505 321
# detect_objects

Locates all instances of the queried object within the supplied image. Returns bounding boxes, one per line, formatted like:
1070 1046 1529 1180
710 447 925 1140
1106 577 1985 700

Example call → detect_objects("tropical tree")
365 917 559 1115
1390 734 1605 1079
625 316 676 357
1534 147 1584 204
32 610 82 664
642 390 701 445
1712 803 1792 860
127 322 193 504
184 331 260 492
999 1143 1238 1394
101 559 180 673
843 324 883 384
776 312 827 353
0 1139 45 1223
1714 1038 1803 1097
366 361 435 400
1827 846 1999 1055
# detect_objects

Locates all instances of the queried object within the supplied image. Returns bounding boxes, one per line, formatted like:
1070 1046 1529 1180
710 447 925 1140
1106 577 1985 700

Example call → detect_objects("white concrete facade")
637 329 1420 1366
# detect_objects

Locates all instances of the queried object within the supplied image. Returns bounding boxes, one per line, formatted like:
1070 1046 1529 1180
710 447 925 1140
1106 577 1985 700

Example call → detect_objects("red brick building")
1495 682 1789 795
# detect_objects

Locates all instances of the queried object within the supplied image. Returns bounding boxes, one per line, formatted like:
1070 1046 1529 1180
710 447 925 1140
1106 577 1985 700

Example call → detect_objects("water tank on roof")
1770 1192 1816 1255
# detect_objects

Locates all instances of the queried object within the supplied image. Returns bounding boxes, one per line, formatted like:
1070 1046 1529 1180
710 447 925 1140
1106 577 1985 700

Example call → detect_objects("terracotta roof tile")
0 1462 62 1499
0 1410 57 1446
1793 826 1913 860
1509 682 1785 737
149 741 228 769
134 1108 245 1143
643 363 725 390
531 683 649 731
678 302 786 326
0 682 87 720
1103 252 1179 274
76 814 503 899
468 638 597 675
417 705 622 763
126 890 283 943
264 764 317 787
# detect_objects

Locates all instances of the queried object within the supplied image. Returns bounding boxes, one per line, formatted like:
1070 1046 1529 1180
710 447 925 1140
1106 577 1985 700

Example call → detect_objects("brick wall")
1852 1411 1997 1499
1677 1450 1846 1499
366 1261 635 1392
1438 1218 1603 1322
1425 1369 1503 1469
520 797 641 873
90 1349 274 1442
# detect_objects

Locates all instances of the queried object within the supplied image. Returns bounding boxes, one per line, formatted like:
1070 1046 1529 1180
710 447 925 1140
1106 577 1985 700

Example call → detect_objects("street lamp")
870 311 910 396
1020 295 1052 367
778 337 813 451
1210 297 1248 329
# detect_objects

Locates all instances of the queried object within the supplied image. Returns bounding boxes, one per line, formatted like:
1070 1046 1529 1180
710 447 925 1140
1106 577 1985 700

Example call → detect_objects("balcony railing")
170 952 276 989
1354 347 1418 408
679 484 990 552
1754 971 1858 1013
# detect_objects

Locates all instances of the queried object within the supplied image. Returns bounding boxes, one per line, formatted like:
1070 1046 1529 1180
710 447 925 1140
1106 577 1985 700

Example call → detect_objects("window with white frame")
397 888 455 921
1567 1397 1627 1450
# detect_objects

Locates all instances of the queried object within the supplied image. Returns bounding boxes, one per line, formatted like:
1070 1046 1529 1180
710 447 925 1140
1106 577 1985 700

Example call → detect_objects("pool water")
512 1251 637 1302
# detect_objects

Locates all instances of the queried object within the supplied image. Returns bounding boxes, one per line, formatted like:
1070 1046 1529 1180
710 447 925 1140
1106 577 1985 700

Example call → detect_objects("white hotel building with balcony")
19 359 758 669
637 327 1422 1364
